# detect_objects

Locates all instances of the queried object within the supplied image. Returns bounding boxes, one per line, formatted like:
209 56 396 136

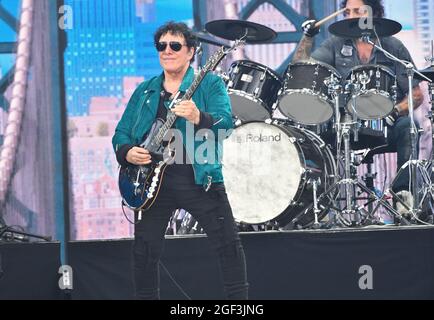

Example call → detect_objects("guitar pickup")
150 151 164 162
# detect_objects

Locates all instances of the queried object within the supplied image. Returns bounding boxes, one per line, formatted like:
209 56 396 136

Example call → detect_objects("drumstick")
314 8 347 28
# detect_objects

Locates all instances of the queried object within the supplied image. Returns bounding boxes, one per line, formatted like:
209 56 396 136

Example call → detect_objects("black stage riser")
0 242 61 300
68 227 434 300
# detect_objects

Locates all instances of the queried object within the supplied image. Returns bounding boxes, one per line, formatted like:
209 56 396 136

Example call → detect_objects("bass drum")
222 121 337 228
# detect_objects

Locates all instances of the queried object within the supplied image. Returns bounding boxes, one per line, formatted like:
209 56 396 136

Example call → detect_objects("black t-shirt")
156 88 196 189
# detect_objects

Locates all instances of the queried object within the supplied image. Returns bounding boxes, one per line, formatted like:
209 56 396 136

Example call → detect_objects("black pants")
132 179 249 300
386 116 420 192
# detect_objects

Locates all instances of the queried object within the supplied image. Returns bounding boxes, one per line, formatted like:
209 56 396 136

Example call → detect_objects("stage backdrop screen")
62 0 434 240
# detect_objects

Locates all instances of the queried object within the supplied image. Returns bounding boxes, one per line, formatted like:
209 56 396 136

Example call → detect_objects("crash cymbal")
329 18 402 38
414 66 434 82
193 31 230 48
205 19 277 44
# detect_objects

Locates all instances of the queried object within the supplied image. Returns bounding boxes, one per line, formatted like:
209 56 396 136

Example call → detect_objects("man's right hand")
302 19 320 38
385 107 400 127
126 147 152 165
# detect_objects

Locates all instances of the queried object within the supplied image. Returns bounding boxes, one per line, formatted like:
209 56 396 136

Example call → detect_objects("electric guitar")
118 41 242 211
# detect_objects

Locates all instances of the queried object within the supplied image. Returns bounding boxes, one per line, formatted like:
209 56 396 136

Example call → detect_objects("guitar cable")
121 204 193 299
121 203 141 225
159 260 192 300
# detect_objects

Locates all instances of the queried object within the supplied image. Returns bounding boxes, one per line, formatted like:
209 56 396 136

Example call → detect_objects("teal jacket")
112 67 233 189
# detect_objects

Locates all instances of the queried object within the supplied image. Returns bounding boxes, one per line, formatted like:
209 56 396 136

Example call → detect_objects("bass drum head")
222 122 302 224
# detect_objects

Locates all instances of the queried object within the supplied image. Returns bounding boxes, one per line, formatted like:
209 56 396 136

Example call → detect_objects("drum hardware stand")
309 178 322 229
424 80 434 224
309 75 407 228
404 83 434 224
361 156 376 213
349 146 398 225
362 35 432 223
264 221 280 231
413 52 434 224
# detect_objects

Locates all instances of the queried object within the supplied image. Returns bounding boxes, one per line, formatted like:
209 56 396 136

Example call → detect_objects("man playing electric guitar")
112 21 248 300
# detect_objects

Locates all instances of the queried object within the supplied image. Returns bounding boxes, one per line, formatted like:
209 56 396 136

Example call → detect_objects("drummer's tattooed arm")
396 84 424 115
292 36 314 62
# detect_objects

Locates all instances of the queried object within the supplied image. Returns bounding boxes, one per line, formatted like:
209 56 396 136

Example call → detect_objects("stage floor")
2 225 433 299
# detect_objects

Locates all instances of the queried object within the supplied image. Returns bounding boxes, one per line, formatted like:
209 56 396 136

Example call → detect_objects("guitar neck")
151 68 211 146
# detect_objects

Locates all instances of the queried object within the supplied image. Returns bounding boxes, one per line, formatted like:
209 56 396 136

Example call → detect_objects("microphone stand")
0 213 52 242
415 43 434 224
362 34 432 220
0 226 52 242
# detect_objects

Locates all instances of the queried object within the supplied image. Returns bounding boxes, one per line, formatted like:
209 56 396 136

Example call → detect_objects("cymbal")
205 19 277 44
193 31 230 48
414 66 434 82
329 18 402 38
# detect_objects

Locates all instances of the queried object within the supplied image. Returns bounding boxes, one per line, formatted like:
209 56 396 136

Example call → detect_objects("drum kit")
178 14 434 233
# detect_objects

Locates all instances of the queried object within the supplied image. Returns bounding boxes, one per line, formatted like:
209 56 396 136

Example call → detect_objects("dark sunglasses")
155 41 187 52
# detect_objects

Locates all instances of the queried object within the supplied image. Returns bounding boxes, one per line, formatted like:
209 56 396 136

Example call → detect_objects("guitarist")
112 22 248 300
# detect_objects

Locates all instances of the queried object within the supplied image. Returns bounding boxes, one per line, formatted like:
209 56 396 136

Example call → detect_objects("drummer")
293 0 424 209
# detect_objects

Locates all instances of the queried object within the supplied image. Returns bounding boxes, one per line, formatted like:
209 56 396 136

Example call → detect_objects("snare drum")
227 60 283 122
278 61 341 125
346 64 397 120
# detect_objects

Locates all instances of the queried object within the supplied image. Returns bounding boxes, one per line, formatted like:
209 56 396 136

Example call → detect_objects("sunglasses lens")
157 42 185 52
170 42 182 51
156 42 167 52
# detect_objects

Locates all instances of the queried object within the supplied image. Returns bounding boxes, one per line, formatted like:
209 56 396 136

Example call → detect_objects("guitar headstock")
202 40 245 73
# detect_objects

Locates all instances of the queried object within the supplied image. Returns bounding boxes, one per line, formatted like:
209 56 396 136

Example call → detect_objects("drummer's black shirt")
311 35 421 102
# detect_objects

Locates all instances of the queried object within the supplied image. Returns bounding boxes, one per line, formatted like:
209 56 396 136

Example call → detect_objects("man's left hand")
172 100 201 125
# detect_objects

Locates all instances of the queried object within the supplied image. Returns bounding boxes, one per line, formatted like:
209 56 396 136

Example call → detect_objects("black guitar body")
118 119 168 210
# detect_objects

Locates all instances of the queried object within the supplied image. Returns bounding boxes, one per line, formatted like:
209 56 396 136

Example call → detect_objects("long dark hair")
340 0 385 18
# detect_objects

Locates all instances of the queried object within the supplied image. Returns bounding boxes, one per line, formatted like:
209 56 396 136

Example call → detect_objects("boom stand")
0 211 51 242
416 80 434 223
362 34 432 222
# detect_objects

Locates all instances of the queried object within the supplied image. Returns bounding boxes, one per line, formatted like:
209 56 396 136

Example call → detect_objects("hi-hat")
329 18 402 38
205 19 277 44
193 31 230 48
414 66 434 82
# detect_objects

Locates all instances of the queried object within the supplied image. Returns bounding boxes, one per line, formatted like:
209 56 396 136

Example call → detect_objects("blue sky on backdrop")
156 0 193 25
